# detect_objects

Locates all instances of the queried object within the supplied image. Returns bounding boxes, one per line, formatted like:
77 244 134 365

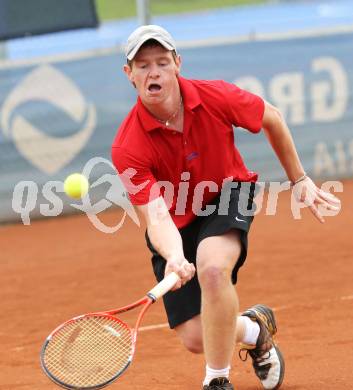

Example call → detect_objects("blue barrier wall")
1 31 352 223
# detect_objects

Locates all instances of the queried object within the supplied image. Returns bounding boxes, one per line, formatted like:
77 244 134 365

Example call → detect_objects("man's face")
124 44 181 104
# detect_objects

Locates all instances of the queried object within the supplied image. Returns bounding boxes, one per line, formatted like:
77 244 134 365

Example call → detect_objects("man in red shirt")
112 25 340 390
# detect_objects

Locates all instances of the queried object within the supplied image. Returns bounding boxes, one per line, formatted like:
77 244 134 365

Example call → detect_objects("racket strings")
43 315 133 387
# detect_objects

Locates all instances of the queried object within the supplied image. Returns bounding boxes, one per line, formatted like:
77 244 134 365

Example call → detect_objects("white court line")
140 323 169 332
341 295 353 300
139 294 353 332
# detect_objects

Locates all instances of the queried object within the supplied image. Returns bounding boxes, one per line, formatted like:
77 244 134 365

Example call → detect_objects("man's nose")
149 64 160 78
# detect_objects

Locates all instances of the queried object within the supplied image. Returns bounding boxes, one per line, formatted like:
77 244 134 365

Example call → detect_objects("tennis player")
112 25 340 390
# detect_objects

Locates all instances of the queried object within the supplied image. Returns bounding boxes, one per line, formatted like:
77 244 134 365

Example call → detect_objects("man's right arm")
136 196 195 290
111 147 195 289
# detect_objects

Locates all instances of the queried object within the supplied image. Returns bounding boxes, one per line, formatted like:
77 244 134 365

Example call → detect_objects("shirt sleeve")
111 146 160 205
221 80 265 133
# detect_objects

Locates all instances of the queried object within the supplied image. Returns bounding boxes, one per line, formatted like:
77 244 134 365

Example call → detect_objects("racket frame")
40 272 179 389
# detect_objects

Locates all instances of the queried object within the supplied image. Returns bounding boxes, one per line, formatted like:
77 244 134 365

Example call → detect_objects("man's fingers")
293 176 341 222
309 203 324 223
171 279 182 291
315 196 340 210
315 192 341 211
167 260 195 290
325 203 340 211
180 262 195 283
178 268 189 280
318 189 341 204
186 262 196 277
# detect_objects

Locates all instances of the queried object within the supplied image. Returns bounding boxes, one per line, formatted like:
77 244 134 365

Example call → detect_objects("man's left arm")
262 100 341 223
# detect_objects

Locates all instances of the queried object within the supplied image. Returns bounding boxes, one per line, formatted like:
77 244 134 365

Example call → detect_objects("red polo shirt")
112 77 264 228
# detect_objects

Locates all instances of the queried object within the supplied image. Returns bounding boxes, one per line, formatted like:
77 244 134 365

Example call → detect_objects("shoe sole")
271 345 285 390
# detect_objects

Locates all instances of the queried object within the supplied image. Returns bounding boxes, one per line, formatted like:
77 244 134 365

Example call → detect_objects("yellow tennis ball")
64 173 89 199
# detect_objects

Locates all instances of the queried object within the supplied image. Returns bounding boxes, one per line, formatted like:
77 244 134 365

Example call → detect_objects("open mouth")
148 83 162 93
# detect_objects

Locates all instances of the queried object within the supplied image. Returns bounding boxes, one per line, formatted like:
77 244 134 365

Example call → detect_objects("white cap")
125 25 177 60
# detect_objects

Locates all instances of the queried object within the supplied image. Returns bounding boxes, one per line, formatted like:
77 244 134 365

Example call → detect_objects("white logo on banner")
1 64 96 174
234 56 348 126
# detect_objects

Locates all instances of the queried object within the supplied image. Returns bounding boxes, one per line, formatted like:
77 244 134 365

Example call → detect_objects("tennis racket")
40 272 180 389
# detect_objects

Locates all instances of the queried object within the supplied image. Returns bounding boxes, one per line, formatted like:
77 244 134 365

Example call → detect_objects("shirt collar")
178 76 202 111
137 76 202 132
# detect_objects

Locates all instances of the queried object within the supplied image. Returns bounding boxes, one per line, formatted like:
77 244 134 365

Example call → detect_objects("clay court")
1 180 352 389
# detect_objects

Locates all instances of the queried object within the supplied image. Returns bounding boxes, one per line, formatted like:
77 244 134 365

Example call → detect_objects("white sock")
203 364 230 386
239 315 260 345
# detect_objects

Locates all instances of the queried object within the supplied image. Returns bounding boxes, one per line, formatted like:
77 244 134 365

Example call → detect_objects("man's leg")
174 315 204 354
174 313 256 354
175 306 285 390
196 229 241 384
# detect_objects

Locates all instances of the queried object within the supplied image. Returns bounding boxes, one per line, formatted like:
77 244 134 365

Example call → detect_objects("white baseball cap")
125 25 177 61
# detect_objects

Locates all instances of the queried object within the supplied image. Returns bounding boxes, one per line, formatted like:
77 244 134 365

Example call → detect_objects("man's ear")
175 54 182 76
123 64 136 88
123 64 134 83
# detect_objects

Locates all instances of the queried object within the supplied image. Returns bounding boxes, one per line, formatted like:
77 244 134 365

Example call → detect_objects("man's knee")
196 254 237 292
174 316 203 354
197 263 228 290
182 334 203 354
196 232 241 291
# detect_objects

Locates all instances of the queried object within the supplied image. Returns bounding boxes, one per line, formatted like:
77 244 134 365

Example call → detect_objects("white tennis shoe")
239 304 285 390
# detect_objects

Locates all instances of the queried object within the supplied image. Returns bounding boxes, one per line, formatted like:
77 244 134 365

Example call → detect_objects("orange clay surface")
1 180 352 390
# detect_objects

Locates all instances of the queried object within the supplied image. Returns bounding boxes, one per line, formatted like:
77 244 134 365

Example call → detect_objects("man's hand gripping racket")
40 272 180 389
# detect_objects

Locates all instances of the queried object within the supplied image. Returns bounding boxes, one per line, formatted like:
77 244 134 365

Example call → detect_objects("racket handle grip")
147 272 180 301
